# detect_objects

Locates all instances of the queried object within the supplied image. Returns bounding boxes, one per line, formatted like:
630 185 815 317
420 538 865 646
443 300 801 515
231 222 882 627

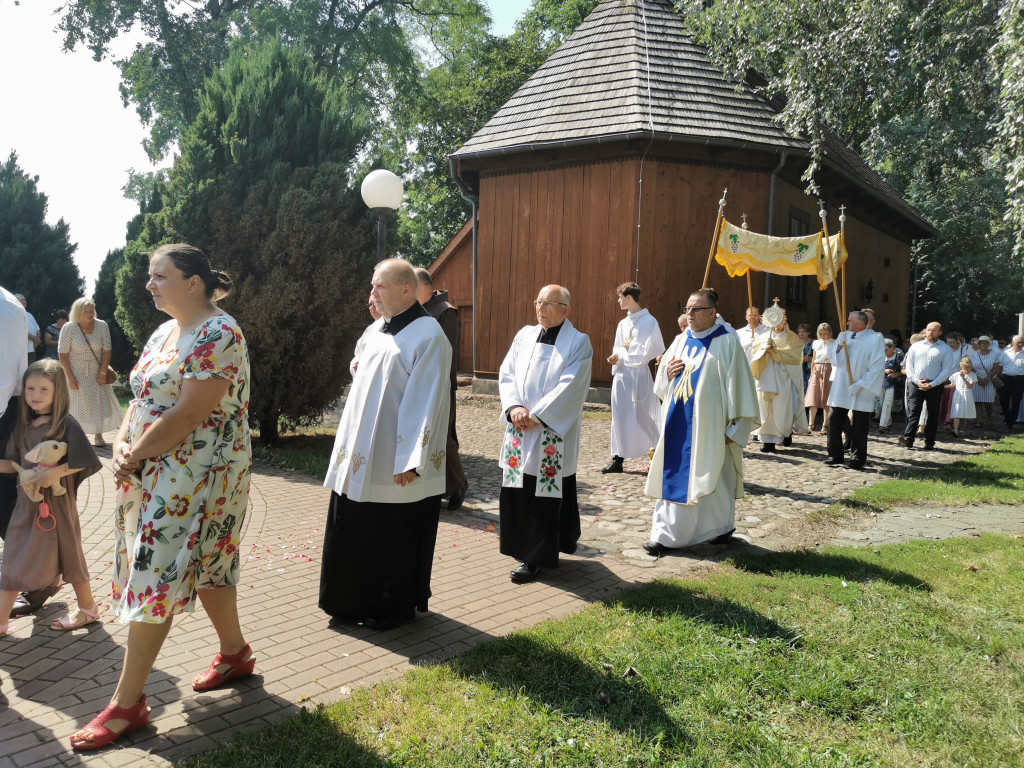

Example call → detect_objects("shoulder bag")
79 325 118 385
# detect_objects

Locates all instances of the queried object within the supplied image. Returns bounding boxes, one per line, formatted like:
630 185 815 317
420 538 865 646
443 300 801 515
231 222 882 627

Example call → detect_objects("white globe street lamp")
361 169 405 261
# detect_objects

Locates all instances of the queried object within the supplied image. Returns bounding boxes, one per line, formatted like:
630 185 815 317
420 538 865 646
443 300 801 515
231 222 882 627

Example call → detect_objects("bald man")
498 285 593 583
321 258 452 629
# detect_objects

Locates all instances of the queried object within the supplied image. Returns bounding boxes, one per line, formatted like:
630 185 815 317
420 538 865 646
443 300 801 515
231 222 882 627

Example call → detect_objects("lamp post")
360 169 405 261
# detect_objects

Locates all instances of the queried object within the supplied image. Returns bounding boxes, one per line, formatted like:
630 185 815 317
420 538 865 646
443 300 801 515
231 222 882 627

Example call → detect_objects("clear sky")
0 1 532 297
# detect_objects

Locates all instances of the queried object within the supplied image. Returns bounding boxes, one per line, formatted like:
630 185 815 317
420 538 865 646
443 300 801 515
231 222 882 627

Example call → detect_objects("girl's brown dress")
0 417 100 591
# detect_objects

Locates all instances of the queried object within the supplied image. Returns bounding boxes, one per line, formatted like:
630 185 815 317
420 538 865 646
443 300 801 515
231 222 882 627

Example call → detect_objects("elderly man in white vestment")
498 285 593 583
643 288 758 555
825 310 885 469
320 259 451 629
603 282 665 473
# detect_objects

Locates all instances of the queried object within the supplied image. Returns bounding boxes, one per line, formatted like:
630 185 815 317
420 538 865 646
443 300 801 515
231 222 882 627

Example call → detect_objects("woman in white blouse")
804 322 835 434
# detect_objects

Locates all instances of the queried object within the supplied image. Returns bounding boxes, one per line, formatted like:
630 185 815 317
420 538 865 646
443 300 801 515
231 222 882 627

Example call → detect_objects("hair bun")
210 269 233 301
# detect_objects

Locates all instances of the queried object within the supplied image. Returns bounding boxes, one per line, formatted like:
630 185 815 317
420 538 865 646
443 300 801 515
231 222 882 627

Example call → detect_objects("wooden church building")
431 0 934 390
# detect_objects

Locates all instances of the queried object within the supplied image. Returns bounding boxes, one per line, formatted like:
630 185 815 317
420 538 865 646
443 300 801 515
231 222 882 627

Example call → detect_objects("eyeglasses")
534 301 567 308
683 306 714 314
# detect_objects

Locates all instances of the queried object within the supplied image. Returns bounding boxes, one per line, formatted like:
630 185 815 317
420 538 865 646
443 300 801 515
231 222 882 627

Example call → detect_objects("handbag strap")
78 324 104 368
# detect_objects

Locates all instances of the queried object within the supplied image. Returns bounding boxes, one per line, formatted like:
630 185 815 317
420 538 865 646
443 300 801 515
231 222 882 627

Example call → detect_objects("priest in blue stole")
643 288 758 553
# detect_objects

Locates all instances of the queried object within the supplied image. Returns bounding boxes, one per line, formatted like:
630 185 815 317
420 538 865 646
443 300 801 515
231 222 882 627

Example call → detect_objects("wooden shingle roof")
453 0 933 236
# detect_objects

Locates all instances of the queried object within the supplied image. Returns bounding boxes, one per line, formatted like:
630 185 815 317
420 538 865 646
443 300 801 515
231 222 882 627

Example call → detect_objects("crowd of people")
2 261 1023 752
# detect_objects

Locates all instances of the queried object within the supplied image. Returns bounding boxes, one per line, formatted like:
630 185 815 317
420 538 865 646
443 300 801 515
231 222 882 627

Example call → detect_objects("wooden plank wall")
475 158 771 384
429 228 475 373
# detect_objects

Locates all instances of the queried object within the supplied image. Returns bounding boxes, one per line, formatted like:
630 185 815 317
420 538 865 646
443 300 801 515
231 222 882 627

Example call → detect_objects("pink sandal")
50 605 101 631
70 694 150 751
192 643 256 691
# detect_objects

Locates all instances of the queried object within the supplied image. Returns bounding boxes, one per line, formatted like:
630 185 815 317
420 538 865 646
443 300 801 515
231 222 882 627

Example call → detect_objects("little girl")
0 359 103 634
946 356 977 438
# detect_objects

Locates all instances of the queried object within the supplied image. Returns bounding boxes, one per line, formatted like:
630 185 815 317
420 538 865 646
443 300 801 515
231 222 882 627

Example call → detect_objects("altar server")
320 259 451 629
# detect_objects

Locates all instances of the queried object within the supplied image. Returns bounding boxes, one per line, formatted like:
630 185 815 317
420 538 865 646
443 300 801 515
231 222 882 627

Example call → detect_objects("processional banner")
714 220 848 289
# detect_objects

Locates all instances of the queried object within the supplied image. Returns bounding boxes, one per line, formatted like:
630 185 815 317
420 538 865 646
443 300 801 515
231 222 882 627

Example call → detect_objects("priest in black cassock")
497 285 593 583
320 258 452 629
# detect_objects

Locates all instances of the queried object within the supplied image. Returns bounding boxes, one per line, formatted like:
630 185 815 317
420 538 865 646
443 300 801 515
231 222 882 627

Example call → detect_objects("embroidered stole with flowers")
500 424 565 497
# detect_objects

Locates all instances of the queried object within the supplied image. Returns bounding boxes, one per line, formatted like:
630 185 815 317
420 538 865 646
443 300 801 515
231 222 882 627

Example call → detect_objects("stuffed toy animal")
12 440 68 502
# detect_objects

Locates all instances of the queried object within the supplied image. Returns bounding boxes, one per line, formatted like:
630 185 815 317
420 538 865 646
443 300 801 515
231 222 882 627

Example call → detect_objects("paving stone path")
2 393 1022 768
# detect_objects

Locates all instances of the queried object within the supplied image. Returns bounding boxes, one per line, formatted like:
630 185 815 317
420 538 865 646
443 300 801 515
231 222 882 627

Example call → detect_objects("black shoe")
510 562 542 583
922 442 935 451
601 457 624 474
782 435 793 447
842 440 852 451
759 442 777 453
823 457 842 466
448 487 467 511
364 609 415 630
10 585 60 616
709 529 735 545
847 461 865 470
642 541 665 557
897 435 913 448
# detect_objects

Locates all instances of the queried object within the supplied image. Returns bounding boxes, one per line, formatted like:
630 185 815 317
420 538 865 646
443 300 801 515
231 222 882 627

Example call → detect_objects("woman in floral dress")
71 244 254 751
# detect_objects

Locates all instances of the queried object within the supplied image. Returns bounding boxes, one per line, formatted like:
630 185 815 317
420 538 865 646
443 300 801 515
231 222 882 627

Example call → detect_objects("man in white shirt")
498 285 593 583
320 259 452 630
603 282 665 473
898 321 959 450
998 335 1024 430
14 294 40 364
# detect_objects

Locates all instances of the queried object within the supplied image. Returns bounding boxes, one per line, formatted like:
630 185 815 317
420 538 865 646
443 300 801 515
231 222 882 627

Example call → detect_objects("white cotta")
324 317 451 503
827 332 886 412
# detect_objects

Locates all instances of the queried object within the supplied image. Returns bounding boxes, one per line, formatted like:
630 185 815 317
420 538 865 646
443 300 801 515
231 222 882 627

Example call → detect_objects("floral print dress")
113 313 251 624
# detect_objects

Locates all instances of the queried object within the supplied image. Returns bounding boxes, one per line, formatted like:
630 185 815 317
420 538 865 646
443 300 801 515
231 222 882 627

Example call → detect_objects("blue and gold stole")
661 324 728 503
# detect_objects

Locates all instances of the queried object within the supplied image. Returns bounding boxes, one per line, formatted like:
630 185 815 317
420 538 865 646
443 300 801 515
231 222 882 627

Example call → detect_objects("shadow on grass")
726 545 931 591
608 580 801 644
449 632 689 749
178 702 401 768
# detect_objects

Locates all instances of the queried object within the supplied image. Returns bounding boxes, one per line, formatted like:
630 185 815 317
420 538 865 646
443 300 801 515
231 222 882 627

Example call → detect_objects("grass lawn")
180 535 1023 768
827 434 1024 515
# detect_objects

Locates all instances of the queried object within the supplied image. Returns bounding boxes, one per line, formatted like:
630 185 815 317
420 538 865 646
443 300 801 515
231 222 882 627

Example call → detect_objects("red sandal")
192 643 256 691
70 694 150 751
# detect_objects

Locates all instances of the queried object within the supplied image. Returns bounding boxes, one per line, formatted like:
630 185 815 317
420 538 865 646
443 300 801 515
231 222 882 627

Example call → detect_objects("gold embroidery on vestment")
430 449 446 470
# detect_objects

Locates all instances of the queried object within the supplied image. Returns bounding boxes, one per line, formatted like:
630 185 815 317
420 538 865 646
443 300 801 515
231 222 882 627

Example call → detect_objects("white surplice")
738 325 768 365
827 332 885 412
610 308 665 458
349 317 384 377
645 324 758 547
325 316 451 504
498 320 592 490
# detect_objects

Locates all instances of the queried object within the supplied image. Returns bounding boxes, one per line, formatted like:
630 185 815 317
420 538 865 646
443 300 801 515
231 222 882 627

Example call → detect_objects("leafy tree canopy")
117 40 377 442
676 0 1023 334
58 0 489 160
0 152 84 325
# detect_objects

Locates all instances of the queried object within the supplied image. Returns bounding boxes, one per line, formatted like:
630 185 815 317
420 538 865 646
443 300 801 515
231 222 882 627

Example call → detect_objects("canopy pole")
702 188 728 289
820 201 853 383
746 271 753 313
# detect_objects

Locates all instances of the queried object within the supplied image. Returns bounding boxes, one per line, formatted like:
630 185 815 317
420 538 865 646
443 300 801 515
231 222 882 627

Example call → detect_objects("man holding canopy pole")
825 310 885 469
